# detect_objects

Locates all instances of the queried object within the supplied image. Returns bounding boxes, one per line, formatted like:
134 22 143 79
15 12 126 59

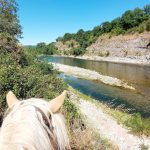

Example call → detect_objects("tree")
121 8 148 30
121 10 135 30
0 0 22 52
111 17 122 29
63 33 73 42
0 0 22 38
37 42 46 48
144 4 150 15
101 21 112 33
71 47 86 56
133 8 148 24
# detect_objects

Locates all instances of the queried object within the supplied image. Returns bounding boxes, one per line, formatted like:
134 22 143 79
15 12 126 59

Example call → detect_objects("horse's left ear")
6 91 19 108
48 90 66 113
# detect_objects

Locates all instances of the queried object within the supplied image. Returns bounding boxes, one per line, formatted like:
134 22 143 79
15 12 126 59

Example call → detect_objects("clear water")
43 56 150 117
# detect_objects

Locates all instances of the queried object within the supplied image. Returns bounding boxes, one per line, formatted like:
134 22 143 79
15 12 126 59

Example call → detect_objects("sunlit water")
43 56 150 117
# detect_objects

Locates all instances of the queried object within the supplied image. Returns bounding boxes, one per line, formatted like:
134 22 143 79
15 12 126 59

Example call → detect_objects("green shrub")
125 113 150 136
140 144 149 150
138 25 145 33
0 47 67 125
111 27 125 36
146 19 150 31
71 47 86 56
98 51 110 57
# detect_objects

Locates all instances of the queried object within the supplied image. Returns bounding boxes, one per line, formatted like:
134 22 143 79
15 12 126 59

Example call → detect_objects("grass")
62 92 118 149
69 86 150 137
140 144 149 150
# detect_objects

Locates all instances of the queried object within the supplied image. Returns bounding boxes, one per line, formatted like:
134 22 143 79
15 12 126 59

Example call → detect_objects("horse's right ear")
48 90 66 113
6 91 19 108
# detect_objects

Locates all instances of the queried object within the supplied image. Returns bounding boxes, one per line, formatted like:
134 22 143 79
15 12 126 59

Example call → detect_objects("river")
43 56 150 117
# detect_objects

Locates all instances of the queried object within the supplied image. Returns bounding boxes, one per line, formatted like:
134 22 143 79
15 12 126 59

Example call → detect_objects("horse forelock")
0 98 70 150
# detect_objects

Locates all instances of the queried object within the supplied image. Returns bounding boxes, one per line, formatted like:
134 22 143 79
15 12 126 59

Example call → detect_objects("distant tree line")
55 4 150 55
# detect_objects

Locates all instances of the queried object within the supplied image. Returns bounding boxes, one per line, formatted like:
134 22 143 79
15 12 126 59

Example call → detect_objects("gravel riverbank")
68 91 150 150
51 62 135 90
53 55 150 65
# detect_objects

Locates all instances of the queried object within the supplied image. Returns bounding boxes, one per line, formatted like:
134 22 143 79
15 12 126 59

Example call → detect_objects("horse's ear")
48 90 66 113
6 91 19 108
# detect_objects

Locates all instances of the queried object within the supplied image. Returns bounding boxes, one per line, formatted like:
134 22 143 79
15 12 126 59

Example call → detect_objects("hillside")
86 32 150 58
49 4 150 59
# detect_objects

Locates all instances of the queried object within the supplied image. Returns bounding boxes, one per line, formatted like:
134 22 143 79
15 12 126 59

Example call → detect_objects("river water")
43 56 150 117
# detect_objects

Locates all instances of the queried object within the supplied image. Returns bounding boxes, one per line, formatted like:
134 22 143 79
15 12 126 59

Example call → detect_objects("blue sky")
17 0 150 45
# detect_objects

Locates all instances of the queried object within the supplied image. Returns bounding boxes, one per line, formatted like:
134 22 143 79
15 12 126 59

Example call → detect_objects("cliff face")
86 32 150 57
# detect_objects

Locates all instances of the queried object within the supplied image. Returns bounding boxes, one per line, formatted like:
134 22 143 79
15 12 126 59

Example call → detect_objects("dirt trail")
70 94 150 150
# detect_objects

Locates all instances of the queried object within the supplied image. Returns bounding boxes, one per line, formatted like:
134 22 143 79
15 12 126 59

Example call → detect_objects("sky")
17 0 150 45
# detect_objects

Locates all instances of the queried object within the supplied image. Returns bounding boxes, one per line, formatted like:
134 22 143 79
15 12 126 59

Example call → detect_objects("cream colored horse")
0 91 70 150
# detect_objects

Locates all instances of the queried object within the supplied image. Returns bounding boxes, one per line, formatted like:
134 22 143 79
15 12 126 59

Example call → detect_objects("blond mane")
0 98 70 150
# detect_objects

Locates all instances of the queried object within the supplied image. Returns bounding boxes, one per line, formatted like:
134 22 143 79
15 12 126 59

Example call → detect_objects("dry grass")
62 90 118 150
69 121 118 150
69 86 150 137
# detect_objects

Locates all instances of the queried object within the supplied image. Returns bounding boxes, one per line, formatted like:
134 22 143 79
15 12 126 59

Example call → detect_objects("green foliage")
63 98 81 120
36 42 58 55
144 4 150 15
0 47 67 120
138 24 145 33
146 19 150 31
125 113 150 136
101 21 112 33
70 47 86 56
98 51 110 57
111 27 125 35
121 8 147 30
0 0 22 38
55 4 150 56
0 0 66 126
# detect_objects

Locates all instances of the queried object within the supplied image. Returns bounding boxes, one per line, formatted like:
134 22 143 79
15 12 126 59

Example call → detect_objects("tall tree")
0 0 22 51
0 0 21 37
144 4 150 15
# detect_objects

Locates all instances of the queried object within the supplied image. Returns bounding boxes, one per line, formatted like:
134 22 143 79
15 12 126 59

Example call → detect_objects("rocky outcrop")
54 40 79 54
86 32 150 58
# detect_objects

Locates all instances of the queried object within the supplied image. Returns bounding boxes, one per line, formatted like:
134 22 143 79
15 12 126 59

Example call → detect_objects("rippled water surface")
43 56 150 117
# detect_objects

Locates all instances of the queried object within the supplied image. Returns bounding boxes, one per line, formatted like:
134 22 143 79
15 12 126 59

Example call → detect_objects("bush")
36 42 58 55
146 19 150 31
125 113 150 136
98 51 110 57
0 47 67 125
71 47 86 56
111 27 125 36
138 25 145 33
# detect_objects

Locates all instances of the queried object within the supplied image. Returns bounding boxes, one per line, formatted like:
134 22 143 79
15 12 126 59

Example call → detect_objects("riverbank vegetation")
69 87 150 136
0 0 67 125
63 92 118 149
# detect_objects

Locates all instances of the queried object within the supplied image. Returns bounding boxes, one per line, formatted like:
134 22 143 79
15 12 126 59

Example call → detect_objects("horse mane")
0 98 70 150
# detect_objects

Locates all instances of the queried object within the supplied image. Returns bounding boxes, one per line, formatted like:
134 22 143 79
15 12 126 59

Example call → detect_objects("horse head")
0 91 70 150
